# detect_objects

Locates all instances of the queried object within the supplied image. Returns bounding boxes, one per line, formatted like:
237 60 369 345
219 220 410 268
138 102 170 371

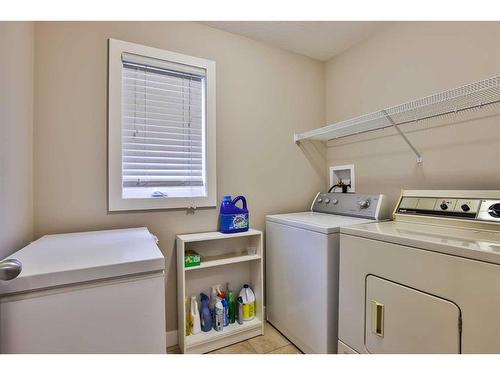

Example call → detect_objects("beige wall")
0 22 34 259
27 20 500 338
325 22 500 207
33 22 325 332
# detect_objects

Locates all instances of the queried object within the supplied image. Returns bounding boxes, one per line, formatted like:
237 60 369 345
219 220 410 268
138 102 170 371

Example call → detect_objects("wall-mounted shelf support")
294 75 500 165
381 110 423 164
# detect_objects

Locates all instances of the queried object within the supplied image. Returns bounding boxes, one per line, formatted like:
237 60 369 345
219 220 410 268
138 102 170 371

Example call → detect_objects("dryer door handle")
371 300 385 337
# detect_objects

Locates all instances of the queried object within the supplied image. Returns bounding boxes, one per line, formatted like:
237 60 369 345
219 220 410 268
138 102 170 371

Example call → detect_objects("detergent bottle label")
221 213 248 231
242 302 255 320
232 213 248 229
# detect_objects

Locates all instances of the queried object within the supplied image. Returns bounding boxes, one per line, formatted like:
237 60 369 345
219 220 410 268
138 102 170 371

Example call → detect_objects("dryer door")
365 276 461 353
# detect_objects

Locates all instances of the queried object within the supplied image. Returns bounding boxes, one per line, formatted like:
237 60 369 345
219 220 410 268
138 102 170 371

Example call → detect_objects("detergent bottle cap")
223 195 232 202
244 284 249 288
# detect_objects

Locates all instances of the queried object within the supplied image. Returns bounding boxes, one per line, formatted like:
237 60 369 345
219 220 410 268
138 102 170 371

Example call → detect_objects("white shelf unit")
294 75 500 164
176 229 264 354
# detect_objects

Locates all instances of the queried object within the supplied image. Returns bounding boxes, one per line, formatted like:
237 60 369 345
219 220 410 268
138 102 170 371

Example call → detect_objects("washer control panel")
397 194 500 223
311 192 391 220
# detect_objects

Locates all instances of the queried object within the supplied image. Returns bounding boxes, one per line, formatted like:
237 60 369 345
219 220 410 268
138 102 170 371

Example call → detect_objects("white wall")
325 22 500 206
0 22 34 259
33 21 326 332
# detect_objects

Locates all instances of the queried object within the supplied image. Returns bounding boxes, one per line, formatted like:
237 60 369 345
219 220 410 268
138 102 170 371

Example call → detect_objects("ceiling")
202 21 388 61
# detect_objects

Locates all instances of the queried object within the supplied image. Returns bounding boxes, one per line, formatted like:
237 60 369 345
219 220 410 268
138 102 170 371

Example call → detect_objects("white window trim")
108 38 216 211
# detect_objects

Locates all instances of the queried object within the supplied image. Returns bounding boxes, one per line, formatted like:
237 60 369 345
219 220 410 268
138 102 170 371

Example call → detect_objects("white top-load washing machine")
266 192 391 353
338 190 500 354
0 227 166 354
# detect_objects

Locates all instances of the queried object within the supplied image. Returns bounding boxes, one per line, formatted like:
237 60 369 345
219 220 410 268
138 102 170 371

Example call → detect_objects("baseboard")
166 330 178 348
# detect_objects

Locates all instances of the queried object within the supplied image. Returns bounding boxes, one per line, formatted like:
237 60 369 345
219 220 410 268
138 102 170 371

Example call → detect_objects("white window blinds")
121 52 206 197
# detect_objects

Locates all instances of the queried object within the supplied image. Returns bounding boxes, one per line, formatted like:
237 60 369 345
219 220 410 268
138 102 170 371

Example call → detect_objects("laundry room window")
108 39 216 211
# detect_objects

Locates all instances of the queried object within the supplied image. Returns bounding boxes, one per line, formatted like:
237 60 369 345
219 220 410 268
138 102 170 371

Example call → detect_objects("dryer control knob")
331 198 339 205
461 204 470 212
317 198 323 203
325 198 331 204
440 203 448 210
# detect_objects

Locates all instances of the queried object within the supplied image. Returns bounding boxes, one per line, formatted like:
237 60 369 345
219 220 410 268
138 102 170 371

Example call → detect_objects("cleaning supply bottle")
200 293 212 333
190 295 201 335
221 295 229 327
237 296 244 325
217 288 229 326
227 283 236 324
214 297 224 331
238 284 256 321
185 297 191 336
219 195 249 234
209 284 220 318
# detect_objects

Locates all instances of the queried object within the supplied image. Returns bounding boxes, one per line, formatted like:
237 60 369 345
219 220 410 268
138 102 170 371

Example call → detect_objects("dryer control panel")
311 192 391 220
395 190 500 224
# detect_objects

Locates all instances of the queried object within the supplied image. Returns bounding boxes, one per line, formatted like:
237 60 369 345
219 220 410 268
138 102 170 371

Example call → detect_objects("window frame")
108 38 216 211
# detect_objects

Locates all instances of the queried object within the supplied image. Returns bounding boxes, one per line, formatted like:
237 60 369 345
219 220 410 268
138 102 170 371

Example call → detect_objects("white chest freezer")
0 227 166 354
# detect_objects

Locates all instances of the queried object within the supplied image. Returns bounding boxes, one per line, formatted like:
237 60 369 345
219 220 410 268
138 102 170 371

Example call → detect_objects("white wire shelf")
294 75 500 164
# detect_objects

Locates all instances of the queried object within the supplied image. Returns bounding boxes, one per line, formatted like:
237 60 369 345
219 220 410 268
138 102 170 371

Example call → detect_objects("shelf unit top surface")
177 228 262 242
295 75 500 142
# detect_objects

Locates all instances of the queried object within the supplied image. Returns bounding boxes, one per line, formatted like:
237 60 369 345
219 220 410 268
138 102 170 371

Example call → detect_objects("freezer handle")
0 259 22 281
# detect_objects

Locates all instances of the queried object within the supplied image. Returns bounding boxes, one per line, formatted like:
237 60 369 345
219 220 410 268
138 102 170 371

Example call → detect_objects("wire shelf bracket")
382 109 423 164
294 75 500 165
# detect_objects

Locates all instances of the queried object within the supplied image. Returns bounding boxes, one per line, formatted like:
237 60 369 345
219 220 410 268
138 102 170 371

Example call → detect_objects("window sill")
122 186 207 199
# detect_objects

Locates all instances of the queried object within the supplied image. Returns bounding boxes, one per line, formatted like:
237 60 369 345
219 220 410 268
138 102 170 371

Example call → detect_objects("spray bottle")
227 283 236 324
214 297 224 331
209 285 219 315
221 293 229 327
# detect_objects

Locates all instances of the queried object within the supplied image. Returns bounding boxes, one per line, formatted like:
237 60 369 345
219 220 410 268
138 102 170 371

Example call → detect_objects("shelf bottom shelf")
184 317 263 353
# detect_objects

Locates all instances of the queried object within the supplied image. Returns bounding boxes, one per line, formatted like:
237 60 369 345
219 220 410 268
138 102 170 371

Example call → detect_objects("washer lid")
266 212 376 234
0 227 164 296
341 221 500 265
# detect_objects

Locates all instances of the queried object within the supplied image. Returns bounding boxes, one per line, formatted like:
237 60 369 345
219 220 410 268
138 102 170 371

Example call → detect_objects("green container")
184 250 201 268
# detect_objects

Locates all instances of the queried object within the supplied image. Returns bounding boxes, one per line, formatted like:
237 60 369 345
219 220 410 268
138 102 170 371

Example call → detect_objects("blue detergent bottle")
200 293 213 332
219 195 249 234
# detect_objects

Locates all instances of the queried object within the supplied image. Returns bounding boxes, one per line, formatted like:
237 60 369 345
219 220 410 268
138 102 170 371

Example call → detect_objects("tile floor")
167 321 302 354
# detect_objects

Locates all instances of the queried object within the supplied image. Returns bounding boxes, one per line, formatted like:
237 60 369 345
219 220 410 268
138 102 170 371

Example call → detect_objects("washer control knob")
325 198 331 204
488 203 500 218
358 199 370 209
317 198 323 203
461 204 470 212
331 198 339 205
440 203 448 210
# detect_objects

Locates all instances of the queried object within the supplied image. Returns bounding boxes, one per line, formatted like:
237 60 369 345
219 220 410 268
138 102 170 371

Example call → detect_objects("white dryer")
266 192 391 353
338 190 500 354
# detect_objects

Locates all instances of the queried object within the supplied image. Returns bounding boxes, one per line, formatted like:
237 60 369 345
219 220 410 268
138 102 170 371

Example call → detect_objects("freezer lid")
266 212 376 234
0 227 164 296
